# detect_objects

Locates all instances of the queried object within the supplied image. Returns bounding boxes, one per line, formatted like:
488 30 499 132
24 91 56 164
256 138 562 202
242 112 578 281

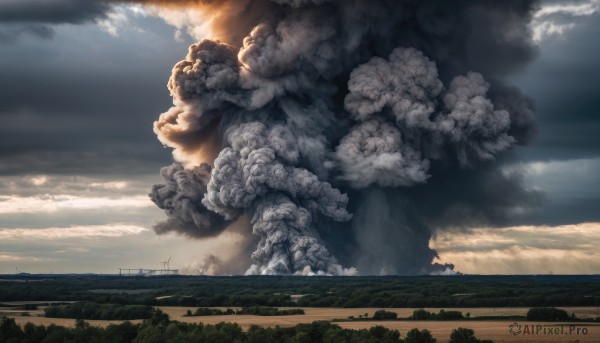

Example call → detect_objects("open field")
337 321 600 343
160 306 600 321
9 316 599 343
7 306 600 342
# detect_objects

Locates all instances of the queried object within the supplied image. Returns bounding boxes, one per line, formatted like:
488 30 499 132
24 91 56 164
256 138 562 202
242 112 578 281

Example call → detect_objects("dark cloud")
408 159 543 230
513 8 600 162
0 0 111 42
520 157 600 226
0 24 54 42
0 0 109 24
539 196 600 225
0 150 167 177
0 15 194 176
0 82 172 176
499 3 600 227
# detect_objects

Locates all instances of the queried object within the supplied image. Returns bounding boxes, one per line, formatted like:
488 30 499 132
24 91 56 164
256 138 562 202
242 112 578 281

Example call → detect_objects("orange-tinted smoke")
112 0 279 165
154 106 222 167
110 0 280 45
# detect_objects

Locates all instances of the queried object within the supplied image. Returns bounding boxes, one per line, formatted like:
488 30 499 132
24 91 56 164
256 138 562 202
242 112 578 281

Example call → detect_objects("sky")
0 0 599 275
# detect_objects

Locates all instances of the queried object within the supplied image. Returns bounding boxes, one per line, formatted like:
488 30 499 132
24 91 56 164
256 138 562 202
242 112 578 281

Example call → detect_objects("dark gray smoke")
335 117 430 188
147 0 540 275
149 163 231 238
203 122 353 274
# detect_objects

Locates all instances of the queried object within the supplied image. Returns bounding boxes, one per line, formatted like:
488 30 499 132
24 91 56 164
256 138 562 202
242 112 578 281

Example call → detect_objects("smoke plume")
142 0 540 275
149 162 231 237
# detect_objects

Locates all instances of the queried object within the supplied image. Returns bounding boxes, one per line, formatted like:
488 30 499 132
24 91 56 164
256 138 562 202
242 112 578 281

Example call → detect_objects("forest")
185 307 305 317
0 275 598 308
44 303 154 320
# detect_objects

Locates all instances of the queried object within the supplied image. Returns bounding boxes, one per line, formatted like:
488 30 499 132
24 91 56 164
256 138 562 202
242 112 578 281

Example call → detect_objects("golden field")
6 307 600 343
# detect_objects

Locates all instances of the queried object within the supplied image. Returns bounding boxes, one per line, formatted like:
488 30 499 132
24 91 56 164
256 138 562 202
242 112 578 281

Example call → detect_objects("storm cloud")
0 0 109 24
0 0 112 41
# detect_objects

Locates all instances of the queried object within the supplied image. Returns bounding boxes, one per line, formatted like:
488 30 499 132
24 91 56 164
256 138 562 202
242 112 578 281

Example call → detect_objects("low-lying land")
6 314 600 343
4 306 600 342
44 302 154 320
163 306 600 322
1 274 599 342
1 274 599 308
2 314 502 343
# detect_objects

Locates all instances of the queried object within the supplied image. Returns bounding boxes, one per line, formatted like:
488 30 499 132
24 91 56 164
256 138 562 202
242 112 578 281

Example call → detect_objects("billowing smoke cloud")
149 162 230 238
335 117 430 188
143 0 540 275
337 47 516 188
202 122 353 274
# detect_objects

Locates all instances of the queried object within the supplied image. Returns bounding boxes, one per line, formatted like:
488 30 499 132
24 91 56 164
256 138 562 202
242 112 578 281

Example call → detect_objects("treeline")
185 307 235 316
526 307 571 321
44 302 154 320
342 310 398 321
343 309 464 322
410 309 465 320
349 308 600 322
525 307 600 322
373 310 398 320
186 306 304 316
344 308 600 322
1 275 599 308
237 307 305 316
0 313 494 343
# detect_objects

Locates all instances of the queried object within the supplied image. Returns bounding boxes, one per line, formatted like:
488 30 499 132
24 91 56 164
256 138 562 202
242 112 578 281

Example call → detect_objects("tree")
411 309 432 320
372 310 398 320
0 317 24 342
526 307 570 321
147 309 170 327
449 327 492 343
104 321 138 343
405 328 436 343
74 318 89 330
23 322 47 342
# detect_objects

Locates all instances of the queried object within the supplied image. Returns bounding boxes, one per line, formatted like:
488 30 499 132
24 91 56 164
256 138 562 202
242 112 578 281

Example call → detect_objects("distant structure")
118 257 179 276
117 268 179 276
161 256 172 270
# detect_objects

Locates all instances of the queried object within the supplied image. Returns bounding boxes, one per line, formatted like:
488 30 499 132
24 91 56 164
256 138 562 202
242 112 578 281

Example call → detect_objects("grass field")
7 307 600 343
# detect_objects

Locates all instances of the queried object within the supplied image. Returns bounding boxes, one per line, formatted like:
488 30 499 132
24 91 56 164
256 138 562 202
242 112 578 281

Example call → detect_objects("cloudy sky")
0 0 599 275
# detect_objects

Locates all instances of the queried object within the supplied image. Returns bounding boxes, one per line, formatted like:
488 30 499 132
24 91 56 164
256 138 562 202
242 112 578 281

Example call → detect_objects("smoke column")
139 0 540 275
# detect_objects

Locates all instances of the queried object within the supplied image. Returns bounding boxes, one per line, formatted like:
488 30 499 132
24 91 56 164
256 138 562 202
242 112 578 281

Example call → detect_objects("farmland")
1 275 600 342
5 307 600 342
